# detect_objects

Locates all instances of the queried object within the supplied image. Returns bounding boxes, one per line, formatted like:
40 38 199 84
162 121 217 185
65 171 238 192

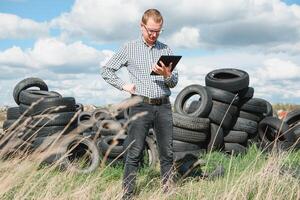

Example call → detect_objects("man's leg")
122 103 152 199
153 103 174 186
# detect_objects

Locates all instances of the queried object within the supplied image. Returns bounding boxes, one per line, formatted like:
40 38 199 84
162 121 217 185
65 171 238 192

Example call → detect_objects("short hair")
141 9 163 25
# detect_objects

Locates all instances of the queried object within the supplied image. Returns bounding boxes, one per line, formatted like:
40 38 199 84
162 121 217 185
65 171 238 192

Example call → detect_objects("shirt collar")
140 36 158 49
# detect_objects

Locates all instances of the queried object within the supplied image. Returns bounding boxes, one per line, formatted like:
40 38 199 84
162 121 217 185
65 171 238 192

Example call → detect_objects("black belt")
132 95 170 105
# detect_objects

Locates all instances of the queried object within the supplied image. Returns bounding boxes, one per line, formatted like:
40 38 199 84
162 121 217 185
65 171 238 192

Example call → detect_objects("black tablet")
150 55 182 75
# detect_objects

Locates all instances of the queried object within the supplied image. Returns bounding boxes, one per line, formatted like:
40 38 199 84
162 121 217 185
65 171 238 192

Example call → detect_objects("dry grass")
0 111 6 122
0 147 299 200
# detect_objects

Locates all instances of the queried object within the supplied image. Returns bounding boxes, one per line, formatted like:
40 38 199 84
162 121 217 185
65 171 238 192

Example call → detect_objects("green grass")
0 145 299 200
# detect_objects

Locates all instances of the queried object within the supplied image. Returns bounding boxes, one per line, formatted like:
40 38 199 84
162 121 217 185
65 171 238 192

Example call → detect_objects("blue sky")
0 0 300 106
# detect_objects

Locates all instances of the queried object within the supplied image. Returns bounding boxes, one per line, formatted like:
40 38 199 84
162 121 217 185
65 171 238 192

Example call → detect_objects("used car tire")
205 68 249 92
258 117 296 144
19 90 61 105
174 84 212 117
207 123 224 151
13 77 48 105
172 112 210 131
205 86 239 105
224 130 248 143
283 109 300 127
173 126 208 143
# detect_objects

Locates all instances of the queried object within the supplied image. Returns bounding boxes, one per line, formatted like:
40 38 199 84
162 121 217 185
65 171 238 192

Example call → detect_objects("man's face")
141 18 163 46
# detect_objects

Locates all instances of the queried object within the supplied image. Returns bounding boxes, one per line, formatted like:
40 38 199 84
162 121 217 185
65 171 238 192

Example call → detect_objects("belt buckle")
148 98 161 105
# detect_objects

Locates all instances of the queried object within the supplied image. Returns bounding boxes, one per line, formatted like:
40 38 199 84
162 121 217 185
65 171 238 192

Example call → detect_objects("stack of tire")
78 107 159 168
173 68 298 156
1 77 78 154
204 68 257 154
172 84 211 161
206 68 298 153
0 77 103 173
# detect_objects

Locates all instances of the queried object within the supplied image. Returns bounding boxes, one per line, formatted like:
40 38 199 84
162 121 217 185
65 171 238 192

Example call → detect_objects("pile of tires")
173 84 211 161
205 68 258 154
0 77 103 174
173 68 299 156
1 77 79 152
77 107 159 168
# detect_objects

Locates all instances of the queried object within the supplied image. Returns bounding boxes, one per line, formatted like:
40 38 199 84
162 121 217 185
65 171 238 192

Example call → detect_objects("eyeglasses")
143 24 164 35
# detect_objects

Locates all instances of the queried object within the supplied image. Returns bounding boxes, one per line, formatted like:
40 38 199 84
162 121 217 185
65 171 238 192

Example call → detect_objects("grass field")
0 145 299 200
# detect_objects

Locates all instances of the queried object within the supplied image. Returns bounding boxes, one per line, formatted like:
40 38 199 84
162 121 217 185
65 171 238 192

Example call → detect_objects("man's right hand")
122 84 136 94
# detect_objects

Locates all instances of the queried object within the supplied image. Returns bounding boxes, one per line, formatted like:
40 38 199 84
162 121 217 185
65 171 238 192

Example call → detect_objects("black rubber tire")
98 135 127 158
96 120 123 136
239 111 262 122
183 100 200 114
173 149 206 162
173 140 206 152
232 117 258 136
30 135 57 150
258 117 296 144
19 97 76 116
60 135 100 173
224 130 248 143
205 86 239 105
207 123 224 151
75 103 84 112
174 84 212 117
29 112 77 127
265 100 273 117
291 125 300 139
239 98 268 114
215 100 239 116
208 101 235 130
205 68 249 92
91 108 113 121
13 77 48 105
24 125 76 138
77 111 94 129
224 143 247 155
283 109 300 127
3 119 17 130
173 126 208 143
19 90 61 105
172 112 210 131
6 107 21 120
237 87 254 101
2 119 27 131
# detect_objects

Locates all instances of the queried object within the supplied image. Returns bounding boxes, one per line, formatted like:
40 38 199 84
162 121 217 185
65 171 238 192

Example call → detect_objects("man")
101 8 178 199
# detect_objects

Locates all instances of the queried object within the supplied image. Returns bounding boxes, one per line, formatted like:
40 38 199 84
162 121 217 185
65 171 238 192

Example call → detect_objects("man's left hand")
152 61 172 78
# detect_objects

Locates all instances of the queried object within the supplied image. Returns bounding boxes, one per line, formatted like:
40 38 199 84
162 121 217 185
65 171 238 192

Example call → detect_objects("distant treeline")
273 103 300 111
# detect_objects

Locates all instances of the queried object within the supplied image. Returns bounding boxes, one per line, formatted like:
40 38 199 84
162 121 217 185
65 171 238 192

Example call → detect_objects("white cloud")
0 38 108 73
50 0 300 52
268 42 300 54
0 13 48 39
257 58 300 80
167 27 200 48
51 0 141 42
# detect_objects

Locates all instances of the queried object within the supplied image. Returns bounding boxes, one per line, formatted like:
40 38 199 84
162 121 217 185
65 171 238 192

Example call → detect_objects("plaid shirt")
101 37 178 98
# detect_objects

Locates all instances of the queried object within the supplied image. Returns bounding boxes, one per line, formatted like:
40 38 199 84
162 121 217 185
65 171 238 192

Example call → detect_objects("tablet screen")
150 55 182 75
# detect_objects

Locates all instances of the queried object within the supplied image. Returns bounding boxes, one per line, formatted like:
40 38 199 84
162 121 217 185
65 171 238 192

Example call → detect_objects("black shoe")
122 194 133 200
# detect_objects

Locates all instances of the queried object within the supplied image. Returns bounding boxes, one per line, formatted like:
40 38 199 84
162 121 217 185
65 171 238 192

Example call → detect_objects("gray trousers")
122 101 174 198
